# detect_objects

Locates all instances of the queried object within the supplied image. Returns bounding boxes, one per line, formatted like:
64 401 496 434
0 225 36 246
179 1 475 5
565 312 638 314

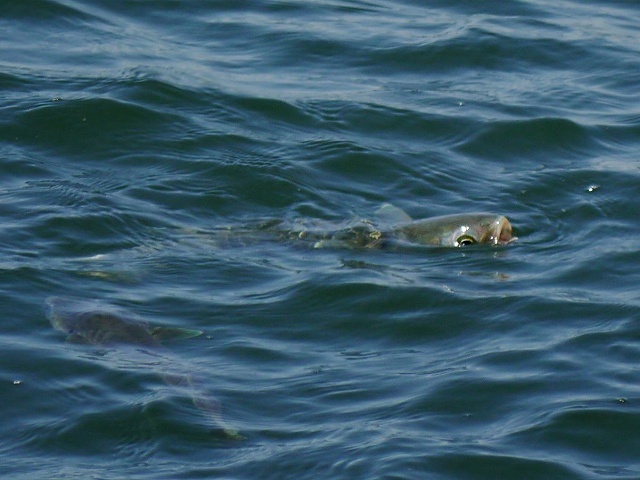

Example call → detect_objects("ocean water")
2 0 640 478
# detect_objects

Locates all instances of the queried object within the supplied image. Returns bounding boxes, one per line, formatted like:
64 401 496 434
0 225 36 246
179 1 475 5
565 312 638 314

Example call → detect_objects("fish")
45 296 243 440
208 204 516 250
374 204 516 248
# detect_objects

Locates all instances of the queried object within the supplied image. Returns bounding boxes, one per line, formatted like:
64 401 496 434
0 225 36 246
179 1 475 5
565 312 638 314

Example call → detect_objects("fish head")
442 214 515 247
396 213 516 247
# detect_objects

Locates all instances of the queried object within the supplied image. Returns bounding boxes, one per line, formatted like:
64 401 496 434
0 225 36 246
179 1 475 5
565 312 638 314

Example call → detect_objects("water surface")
2 0 640 478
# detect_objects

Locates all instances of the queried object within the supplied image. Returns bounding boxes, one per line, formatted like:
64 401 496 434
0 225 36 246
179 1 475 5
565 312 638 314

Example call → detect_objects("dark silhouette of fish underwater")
45 296 243 440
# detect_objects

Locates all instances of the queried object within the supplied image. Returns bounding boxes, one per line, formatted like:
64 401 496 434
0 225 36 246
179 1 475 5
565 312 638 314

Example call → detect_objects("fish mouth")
489 216 517 245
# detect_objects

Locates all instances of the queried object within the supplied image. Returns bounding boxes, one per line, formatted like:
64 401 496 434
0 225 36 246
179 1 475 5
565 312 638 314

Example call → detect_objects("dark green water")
2 0 640 478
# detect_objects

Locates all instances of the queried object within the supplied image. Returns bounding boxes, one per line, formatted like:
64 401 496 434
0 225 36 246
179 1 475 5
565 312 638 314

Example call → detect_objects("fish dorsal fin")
375 203 413 225
150 326 203 343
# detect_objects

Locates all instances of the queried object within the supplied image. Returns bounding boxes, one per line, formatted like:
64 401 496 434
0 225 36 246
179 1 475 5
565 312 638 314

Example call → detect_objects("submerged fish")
209 204 516 250
45 296 243 440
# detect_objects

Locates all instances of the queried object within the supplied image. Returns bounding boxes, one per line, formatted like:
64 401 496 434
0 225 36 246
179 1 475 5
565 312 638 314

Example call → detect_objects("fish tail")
164 371 244 440
192 395 245 440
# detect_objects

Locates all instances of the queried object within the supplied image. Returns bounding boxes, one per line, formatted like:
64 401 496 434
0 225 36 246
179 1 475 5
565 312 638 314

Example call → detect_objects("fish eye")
456 235 476 247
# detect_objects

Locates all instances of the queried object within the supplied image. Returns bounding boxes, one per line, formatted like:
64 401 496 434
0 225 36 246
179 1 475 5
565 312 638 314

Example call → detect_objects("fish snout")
492 216 516 245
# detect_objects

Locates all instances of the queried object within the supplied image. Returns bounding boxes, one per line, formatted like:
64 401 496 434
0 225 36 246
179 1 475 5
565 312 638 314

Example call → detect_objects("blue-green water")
2 0 640 478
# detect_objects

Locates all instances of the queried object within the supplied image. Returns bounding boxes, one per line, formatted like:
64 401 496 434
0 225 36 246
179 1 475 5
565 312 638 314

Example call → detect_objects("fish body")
46 297 160 346
45 296 242 440
238 204 516 250
45 297 202 346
